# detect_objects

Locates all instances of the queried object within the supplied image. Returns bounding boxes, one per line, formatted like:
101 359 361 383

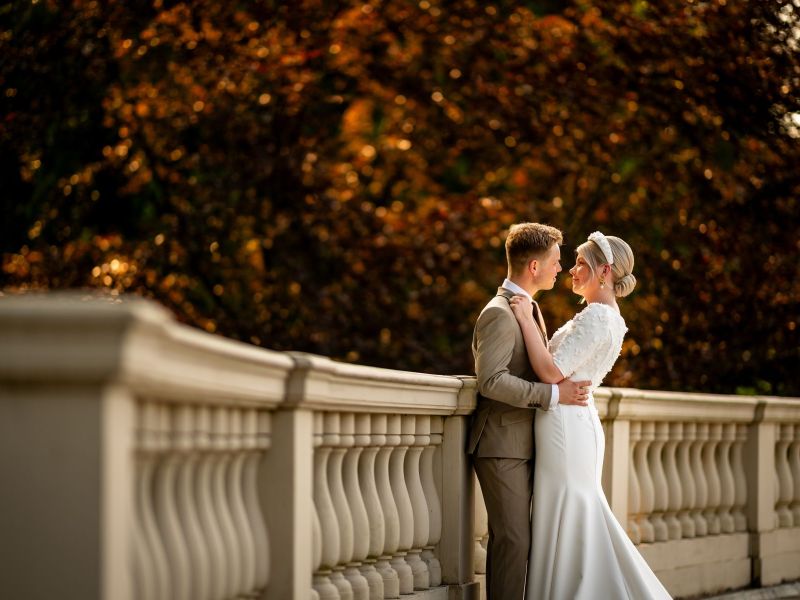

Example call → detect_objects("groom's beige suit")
469 287 551 600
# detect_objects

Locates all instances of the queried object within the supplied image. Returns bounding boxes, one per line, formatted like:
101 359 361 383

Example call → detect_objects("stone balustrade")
1 294 798 600
471 388 800 599
0 295 476 600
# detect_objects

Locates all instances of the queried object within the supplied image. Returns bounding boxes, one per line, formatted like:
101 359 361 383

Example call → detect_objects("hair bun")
614 273 636 298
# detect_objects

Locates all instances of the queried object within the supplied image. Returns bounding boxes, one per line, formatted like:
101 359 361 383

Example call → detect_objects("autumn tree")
2 0 799 394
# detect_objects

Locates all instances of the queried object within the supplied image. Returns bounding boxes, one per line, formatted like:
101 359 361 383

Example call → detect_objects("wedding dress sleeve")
551 303 613 379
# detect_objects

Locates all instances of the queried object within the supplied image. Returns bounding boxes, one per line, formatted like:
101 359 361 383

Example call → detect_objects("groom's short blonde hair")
505 223 563 275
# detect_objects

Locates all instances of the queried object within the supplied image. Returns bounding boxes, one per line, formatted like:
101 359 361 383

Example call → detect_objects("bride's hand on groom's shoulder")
509 295 533 323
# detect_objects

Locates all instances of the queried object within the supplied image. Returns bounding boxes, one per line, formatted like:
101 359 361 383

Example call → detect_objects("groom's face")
533 243 562 290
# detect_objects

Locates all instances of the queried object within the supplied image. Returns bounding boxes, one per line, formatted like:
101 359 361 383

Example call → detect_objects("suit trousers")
474 456 533 600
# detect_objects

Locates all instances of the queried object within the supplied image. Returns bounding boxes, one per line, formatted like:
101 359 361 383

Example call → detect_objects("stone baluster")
790 425 800 526
676 422 696 538
134 402 171 600
192 406 226 600
248 410 272 597
153 404 192 600
774 456 781 529
627 421 641 544
340 413 370 600
732 424 748 532
635 421 656 542
405 416 431 590
173 405 210 600
359 415 386 600
717 423 737 533
702 423 723 535
325 413 356 599
648 422 669 541
690 423 709 537
350 414 383 600
420 416 443 587
228 410 258 597
313 412 341 600
663 422 683 540
213 408 244 599
389 416 416 594
776 424 795 527
473 472 488 571
375 414 402 599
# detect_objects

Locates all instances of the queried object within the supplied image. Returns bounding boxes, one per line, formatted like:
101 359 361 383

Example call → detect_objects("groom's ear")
528 258 538 275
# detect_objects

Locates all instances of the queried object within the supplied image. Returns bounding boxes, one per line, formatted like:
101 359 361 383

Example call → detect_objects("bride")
509 231 672 600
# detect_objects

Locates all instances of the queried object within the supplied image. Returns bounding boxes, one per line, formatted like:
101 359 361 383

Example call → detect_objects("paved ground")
703 582 800 600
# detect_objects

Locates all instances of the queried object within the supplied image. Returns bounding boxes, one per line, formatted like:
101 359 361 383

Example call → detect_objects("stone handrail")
1 294 798 600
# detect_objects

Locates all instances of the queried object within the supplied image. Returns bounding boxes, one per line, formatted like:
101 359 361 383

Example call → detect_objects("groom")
468 222 590 600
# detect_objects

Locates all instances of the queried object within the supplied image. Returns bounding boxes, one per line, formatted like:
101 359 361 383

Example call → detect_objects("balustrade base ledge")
753 527 800 587
376 584 476 600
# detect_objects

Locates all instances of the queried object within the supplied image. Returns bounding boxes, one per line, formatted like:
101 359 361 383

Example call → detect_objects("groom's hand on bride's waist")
557 380 591 406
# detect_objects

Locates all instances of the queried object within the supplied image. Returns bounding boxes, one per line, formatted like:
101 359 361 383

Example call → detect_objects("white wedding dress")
526 302 672 600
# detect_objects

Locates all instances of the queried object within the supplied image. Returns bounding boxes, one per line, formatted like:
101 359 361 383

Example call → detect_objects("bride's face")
569 252 596 295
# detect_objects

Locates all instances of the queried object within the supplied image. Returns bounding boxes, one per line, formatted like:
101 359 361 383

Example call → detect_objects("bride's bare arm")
510 297 565 384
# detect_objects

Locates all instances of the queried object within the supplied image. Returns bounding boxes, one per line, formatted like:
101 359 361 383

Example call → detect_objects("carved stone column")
339 413 369 600
388 416 416 594
404 416 430 590
313 413 341 600
325 413 356 600
776 424 795 528
676 422 696 538
717 423 737 533
360 415 389 600
350 414 382 600
420 416 443 587
473 472 488 572
647 421 669 541
790 425 800 526
627 421 642 544
135 402 171 600
375 415 403 598
635 421 656 542
731 424 748 532
691 423 709 537
663 422 683 540
702 423 723 535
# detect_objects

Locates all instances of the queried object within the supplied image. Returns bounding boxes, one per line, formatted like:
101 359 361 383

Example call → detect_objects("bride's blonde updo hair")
577 234 636 298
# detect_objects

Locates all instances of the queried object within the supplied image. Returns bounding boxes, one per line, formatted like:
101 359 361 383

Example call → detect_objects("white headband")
588 231 614 265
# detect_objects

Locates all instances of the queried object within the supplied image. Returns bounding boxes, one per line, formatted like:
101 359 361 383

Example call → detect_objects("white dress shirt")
501 278 560 407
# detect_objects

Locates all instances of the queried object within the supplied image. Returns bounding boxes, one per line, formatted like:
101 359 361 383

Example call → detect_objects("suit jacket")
467 287 552 459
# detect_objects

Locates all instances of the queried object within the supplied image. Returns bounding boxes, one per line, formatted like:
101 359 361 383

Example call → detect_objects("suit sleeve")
474 305 552 410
